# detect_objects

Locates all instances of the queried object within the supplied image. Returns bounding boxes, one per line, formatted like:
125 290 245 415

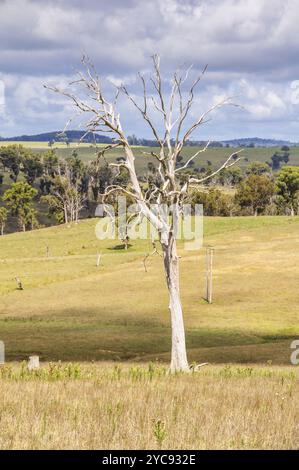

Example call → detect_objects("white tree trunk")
290 205 295 217
162 236 189 373
64 205 68 224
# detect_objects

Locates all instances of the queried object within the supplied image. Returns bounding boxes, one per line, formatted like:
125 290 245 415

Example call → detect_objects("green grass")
1 141 299 170
0 215 298 364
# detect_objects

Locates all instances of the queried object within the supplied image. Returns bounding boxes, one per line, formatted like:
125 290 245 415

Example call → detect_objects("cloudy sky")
0 0 299 140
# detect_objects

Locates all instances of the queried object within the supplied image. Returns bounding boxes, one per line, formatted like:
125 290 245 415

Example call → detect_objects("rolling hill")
0 215 298 364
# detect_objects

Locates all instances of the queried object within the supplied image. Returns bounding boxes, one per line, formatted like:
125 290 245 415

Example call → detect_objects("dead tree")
46 55 241 372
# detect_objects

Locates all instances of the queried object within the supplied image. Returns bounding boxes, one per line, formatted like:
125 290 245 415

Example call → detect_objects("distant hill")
222 137 299 148
0 132 298 148
0 130 112 144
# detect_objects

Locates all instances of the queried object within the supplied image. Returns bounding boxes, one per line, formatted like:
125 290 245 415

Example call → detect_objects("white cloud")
0 0 299 139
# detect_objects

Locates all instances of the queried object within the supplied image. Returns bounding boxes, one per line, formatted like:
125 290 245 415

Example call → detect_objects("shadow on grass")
1 308 297 364
108 244 133 250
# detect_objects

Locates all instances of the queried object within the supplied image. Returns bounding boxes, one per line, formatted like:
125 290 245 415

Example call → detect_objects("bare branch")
177 96 234 152
120 82 163 147
190 150 244 184
175 64 208 146
175 141 211 173
103 184 139 201
143 240 162 272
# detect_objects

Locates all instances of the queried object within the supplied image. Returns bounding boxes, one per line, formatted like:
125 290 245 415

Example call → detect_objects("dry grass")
0 362 298 450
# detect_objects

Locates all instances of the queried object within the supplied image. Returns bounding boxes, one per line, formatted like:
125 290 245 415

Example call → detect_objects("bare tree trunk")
162 236 189 373
290 205 295 217
75 201 79 222
64 205 68 224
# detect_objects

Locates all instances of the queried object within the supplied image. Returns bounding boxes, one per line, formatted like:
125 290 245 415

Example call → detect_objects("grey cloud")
1 0 298 77
0 0 299 139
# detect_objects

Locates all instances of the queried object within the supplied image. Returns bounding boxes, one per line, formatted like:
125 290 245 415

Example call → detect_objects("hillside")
1 142 299 169
0 130 112 144
0 216 298 363
1 132 298 148
222 137 299 147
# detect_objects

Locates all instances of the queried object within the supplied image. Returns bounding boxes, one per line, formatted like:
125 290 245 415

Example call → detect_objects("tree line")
0 144 298 234
0 144 129 233
191 162 299 217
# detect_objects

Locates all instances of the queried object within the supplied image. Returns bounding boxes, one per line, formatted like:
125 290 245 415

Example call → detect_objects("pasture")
0 216 298 364
1 141 299 172
0 215 298 450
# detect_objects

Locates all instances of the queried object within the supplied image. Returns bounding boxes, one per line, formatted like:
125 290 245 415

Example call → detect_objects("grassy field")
0 215 298 450
1 141 299 171
0 362 298 449
0 215 298 364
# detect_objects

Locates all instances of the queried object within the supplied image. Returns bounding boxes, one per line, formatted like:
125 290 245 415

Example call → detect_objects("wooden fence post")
205 246 214 304
96 252 102 267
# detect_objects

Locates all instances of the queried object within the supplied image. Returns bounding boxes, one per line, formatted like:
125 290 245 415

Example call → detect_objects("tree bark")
162 235 189 373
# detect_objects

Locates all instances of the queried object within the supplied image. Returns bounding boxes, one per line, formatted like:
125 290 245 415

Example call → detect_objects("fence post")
205 246 214 304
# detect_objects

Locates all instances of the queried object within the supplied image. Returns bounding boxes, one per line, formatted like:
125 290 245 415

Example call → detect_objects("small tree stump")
28 355 40 371
15 277 23 290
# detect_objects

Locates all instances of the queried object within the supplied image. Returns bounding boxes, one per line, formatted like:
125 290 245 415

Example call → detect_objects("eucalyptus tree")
276 166 299 216
3 181 38 231
46 56 240 372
